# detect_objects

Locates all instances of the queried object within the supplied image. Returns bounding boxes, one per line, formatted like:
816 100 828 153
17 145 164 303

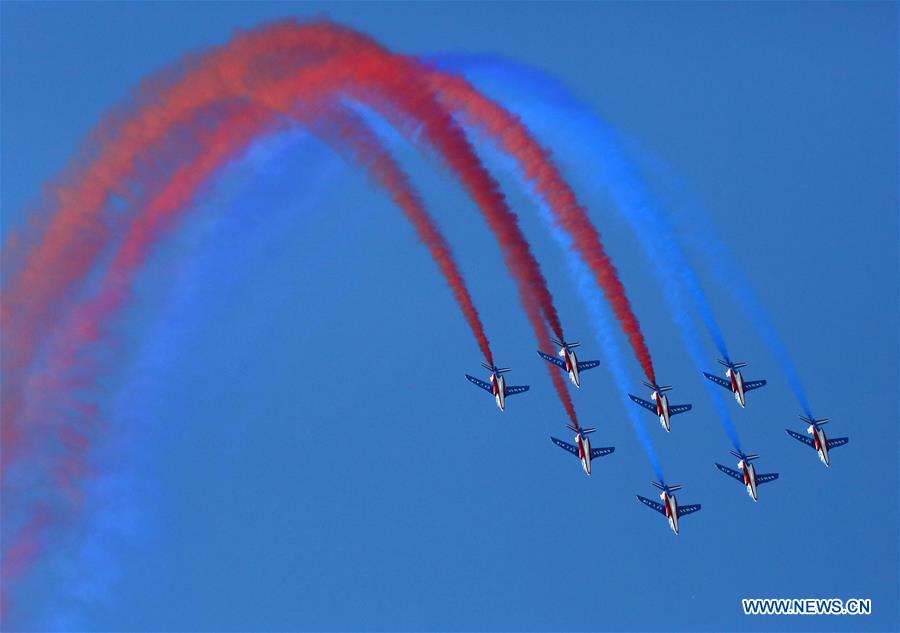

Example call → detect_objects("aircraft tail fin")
481 362 511 374
641 380 672 392
552 337 579 349
729 449 758 461
566 424 596 435
668 484 683 492
718 358 748 369
800 414 828 426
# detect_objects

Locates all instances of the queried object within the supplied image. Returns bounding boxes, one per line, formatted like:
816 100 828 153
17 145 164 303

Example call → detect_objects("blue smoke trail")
430 53 743 452
625 145 815 419
39 128 342 629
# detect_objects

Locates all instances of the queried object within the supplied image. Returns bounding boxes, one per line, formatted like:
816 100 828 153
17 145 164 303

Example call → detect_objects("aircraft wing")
785 428 816 449
465 374 493 394
538 350 566 370
678 504 702 517
757 472 779 485
715 463 744 483
670 404 692 416
743 379 767 392
504 385 530 397
703 372 732 390
590 446 615 459
577 360 600 372
826 437 849 450
628 394 657 413
550 436 579 457
636 495 666 516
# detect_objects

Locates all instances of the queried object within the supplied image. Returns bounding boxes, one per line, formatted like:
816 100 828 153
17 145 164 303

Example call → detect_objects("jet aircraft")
636 481 701 535
786 415 849 467
716 450 779 501
465 363 529 411
703 359 766 408
629 381 692 432
538 338 600 388
550 424 614 476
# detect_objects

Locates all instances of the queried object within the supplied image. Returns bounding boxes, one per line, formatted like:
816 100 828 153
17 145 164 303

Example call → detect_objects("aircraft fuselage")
490 374 506 411
560 348 581 387
661 491 680 534
809 425 830 466
726 368 747 407
652 391 672 432
739 460 759 501
576 433 592 475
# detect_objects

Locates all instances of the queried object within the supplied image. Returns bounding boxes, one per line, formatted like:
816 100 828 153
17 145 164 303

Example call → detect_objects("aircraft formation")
465 341 850 536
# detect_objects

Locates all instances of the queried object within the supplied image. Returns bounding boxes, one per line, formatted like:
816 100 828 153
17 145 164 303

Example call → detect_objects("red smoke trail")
2 28 582 593
0 29 313 448
222 27 570 341
426 73 657 383
0 505 52 613
3 28 568 562
0 104 279 472
219 21 657 384
2 87 541 604
0 105 275 609
0 21 387 367
306 103 495 366
1 21 592 614
1 102 502 608
220 27 579 423
7 102 496 528
2 21 579 431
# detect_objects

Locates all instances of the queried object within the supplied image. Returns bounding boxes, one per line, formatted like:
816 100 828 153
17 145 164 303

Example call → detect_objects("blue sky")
2 2 897 631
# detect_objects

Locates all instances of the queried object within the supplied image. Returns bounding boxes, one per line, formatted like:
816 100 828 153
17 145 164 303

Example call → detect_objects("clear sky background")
2 2 898 632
